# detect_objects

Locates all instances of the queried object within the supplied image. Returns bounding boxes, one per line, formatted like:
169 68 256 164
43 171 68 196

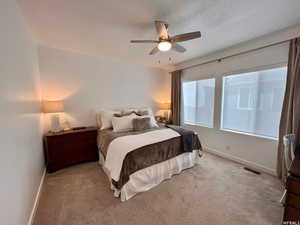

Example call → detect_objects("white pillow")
112 114 137 132
97 110 120 130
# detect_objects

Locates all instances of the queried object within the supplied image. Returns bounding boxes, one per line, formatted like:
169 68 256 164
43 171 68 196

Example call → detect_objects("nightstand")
158 122 167 127
43 127 99 173
283 156 300 222
158 121 170 127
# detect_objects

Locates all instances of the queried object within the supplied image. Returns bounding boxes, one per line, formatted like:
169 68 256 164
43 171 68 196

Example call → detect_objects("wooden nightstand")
283 155 300 223
43 127 99 173
157 120 170 126
158 122 167 127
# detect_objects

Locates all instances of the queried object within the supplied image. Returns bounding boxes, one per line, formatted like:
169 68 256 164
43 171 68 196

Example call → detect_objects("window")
237 87 253 110
183 78 215 127
221 67 287 138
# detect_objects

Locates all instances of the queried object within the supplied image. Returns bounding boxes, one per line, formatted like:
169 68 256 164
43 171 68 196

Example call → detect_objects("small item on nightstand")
72 126 87 130
155 115 169 124
62 120 71 131
155 115 162 122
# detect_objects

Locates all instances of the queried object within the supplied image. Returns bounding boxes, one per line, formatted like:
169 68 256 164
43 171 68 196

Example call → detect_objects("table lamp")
42 100 64 133
159 102 171 122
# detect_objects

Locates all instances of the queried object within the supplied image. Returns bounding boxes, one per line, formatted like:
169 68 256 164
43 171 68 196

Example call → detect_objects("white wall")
0 1 44 225
178 38 292 175
38 46 171 131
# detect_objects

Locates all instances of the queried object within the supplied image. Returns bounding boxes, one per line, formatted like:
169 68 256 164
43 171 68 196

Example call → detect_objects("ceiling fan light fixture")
158 41 172 51
130 21 201 55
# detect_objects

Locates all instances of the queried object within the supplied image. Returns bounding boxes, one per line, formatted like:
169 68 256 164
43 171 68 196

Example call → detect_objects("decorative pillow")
97 110 120 130
132 117 151 131
112 114 137 132
121 108 137 115
135 110 149 116
123 107 158 128
113 111 135 117
142 107 158 128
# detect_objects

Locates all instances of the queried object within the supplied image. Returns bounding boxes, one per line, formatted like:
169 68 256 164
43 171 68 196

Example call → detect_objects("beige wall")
38 46 171 131
0 1 44 225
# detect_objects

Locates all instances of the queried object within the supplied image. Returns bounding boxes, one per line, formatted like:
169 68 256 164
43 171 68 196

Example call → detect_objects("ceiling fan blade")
130 40 159 43
154 21 169 40
149 47 159 55
172 43 186 53
171 31 201 42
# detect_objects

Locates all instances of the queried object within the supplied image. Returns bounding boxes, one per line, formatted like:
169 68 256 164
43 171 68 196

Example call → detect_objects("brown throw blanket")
98 127 202 190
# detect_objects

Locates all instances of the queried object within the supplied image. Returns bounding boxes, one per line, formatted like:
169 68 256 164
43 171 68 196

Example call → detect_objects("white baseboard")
203 146 277 176
27 169 46 225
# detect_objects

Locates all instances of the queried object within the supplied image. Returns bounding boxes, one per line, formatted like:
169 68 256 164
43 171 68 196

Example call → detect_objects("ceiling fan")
130 21 201 55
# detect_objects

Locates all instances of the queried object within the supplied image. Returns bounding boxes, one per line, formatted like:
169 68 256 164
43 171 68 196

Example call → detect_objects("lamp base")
163 110 169 121
50 114 61 133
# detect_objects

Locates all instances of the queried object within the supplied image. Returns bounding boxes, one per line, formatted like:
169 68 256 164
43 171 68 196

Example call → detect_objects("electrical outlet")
226 145 230 150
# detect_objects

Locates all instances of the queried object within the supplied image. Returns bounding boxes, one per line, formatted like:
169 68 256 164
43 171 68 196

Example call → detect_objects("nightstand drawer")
286 193 300 210
44 127 98 172
284 206 300 222
287 176 300 195
71 130 97 141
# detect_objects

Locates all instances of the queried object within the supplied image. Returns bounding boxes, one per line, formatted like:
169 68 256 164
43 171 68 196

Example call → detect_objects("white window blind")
221 67 287 138
183 79 215 127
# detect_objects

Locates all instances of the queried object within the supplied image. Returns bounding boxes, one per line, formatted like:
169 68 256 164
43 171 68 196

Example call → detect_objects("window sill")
183 122 213 129
219 128 278 141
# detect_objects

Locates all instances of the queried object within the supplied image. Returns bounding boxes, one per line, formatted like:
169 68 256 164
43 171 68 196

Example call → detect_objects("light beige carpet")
33 153 283 225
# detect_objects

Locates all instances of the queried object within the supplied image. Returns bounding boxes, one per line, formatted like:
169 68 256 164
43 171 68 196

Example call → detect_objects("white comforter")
104 128 180 181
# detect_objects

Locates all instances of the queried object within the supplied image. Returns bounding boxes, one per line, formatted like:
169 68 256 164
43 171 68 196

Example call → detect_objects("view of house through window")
221 66 287 138
183 78 215 127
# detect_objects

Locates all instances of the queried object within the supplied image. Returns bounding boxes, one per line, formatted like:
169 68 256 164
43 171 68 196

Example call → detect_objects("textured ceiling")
17 0 300 69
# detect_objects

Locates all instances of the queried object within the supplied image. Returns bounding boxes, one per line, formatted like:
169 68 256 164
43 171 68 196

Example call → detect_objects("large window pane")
183 81 197 123
221 67 287 138
183 79 215 127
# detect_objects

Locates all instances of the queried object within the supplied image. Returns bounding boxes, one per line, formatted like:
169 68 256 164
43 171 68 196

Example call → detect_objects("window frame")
182 78 216 128
220 65 287 140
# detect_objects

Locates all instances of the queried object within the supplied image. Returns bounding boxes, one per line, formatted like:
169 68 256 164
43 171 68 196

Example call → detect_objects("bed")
96 108 202 201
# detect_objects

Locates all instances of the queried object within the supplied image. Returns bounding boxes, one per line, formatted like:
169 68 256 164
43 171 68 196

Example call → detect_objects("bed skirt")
99 150 201 201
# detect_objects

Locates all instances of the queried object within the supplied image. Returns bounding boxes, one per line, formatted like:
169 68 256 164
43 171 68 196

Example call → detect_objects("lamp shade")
159 102 171 110
42 100 64 113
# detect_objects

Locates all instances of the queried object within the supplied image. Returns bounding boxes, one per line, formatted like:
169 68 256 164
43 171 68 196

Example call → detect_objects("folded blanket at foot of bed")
166 124 201 153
